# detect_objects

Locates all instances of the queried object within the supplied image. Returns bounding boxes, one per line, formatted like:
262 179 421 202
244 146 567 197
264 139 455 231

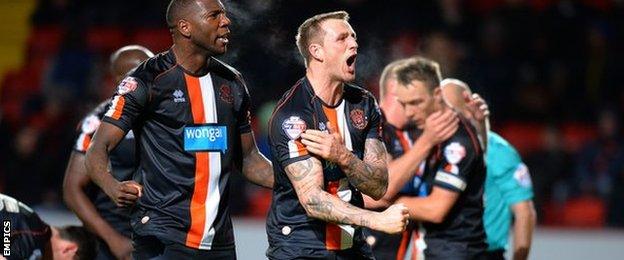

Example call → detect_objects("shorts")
133 234 236 260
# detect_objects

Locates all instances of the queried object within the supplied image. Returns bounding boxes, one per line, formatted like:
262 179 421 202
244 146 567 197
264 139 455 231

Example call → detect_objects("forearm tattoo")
286 159 374 228
340 139 388 199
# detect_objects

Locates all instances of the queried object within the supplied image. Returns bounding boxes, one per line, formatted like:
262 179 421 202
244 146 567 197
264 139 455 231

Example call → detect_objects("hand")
420 109 459 147
371 203 409 234
464 92 489 123
104 179 142 207
107 234 133 260
300 122 349 164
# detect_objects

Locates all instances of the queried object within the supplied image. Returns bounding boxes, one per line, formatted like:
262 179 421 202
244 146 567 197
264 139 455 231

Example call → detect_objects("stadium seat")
86 27 126 53
131 28 172 53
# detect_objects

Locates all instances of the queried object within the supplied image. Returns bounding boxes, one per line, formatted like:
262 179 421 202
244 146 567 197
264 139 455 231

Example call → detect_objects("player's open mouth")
346 54 357 72
217 33 230 44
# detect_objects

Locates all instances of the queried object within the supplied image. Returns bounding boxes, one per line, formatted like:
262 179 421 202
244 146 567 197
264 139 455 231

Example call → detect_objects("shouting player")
85 0 273 258
266 11 409 259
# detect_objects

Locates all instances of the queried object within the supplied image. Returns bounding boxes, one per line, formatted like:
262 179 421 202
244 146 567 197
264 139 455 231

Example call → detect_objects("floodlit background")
1 0 623 259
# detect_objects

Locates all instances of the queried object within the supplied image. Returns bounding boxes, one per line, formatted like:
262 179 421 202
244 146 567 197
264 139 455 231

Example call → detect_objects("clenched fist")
370 203 410 234
103 179 142 207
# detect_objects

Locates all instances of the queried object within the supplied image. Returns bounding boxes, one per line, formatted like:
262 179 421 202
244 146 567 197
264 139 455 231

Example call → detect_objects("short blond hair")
295 11 350 67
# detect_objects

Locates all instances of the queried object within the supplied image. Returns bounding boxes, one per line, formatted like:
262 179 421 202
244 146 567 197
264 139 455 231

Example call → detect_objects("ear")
178 19 192 38
308 43 324 62
63 242 78 256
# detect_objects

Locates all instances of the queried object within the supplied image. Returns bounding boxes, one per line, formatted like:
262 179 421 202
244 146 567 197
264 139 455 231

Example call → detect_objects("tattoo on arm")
285 158 376 228
340 139 388 199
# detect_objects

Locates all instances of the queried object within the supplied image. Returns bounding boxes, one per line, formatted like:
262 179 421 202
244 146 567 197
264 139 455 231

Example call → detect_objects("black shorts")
424 240 487 260
266 246 375 260
133 234 236 260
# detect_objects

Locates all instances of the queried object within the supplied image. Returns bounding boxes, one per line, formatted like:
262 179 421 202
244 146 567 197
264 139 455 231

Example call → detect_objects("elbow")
428 210 449 224
369 171 388 200
299 191 325 219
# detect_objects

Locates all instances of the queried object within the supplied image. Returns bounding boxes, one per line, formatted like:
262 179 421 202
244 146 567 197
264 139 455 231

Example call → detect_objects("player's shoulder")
344 82 377 104
447 116 482 155
275 78 312 111
76 99 110 133
486 131 521 165
128 50 177 84
208 57 245 83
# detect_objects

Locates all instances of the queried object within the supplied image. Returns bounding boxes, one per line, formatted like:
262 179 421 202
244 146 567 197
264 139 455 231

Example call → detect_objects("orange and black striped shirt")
102 50 251 250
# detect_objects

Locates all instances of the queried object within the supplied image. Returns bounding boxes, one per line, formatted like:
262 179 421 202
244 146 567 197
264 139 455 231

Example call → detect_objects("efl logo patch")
117 77 138 95
184 125 228 153
444 142 466 165
282 116 306 140
350 109 367 130
81 115 101 134
514 163 532 188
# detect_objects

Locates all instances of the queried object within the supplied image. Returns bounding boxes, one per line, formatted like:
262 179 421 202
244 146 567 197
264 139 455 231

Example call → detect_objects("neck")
306 65 343 106
172 42 211 74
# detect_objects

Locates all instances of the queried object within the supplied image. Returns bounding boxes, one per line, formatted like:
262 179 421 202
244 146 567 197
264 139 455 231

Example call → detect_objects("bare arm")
85 122 142 207
62 151 132 259
365 110 459 209
301 125 388 200
511 200 536 260
395 187 459 223
286 157 408 234
241 132 273 188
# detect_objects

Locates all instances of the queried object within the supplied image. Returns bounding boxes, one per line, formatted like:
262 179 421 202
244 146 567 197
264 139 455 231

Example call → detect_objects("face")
50 228 77 260
394 80 438 129
188 0 231 55
316 19 358 82
381 78 408 128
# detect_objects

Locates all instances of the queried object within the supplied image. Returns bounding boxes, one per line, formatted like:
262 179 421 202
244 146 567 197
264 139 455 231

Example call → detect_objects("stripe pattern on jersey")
105 95 125 120
184 73 223 250
322 101 355 250
75 133 91 152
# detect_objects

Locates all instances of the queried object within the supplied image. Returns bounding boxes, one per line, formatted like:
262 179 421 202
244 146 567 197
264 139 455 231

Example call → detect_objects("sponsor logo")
117 77 138 95
349 109 367 130
282 116 307 140
219 84 234 104
173 89 186 103
183 125 228 153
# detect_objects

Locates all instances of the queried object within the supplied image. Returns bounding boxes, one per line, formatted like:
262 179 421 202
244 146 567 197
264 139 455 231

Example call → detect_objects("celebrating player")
392 57 488 259
266 11 409 259
441 79 536 260
85 0 273 258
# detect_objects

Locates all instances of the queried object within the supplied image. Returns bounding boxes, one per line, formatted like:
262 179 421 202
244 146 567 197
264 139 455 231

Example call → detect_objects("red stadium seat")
131 28 172 53
561 122 597 153
497 121 546 155
86 27 126 53
27 26 64 59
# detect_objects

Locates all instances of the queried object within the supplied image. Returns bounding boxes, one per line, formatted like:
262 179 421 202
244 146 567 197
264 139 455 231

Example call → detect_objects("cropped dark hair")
58 226 97 260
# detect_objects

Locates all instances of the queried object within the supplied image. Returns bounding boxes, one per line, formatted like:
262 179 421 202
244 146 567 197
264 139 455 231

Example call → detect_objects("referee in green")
441 78 536 260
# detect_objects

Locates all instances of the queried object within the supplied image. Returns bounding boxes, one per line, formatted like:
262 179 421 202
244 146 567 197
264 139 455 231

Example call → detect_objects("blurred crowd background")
1 0 623 229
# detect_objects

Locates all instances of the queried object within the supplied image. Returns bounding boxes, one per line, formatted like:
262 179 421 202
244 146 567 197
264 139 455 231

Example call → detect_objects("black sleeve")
101 76 149 133
433 134 476 193
235 76 252 134
365 97 383 141
269 108 313 169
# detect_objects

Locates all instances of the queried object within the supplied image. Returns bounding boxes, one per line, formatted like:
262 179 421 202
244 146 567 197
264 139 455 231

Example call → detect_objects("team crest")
116 77 138 95
350 109 367 130
444 142 466 166
282 116 307 140
219 84 234 104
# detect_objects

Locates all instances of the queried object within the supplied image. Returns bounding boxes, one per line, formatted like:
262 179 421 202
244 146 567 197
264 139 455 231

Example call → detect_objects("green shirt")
484 132 534 251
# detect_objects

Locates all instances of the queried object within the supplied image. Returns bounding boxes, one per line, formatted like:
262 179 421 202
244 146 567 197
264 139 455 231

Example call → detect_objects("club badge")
282 116 307 140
